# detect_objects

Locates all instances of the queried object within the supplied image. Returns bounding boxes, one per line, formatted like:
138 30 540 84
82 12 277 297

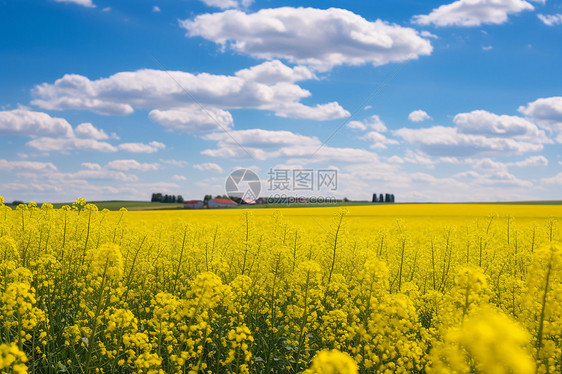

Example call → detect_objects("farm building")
184 200 204 209
240 197 256 204
208 198 237 208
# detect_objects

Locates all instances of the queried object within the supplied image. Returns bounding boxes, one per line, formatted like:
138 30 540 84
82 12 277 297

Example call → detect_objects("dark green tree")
203 195 212 207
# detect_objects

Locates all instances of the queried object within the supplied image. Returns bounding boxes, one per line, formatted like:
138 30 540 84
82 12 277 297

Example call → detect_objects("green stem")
84 259 110 373
535 253 553 369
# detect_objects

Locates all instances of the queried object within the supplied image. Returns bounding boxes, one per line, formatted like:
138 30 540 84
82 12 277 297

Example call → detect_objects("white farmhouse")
208 198 237 208
183 200 204 209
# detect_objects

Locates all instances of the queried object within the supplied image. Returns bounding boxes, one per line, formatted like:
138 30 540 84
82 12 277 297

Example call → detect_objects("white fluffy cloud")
453 110 549 140
538 14 562 26
347 115 387 131
395 125 544 156
464 170 533 188
202 129 320 160
48 170 138 182
202 128 383 165
172 175 187 181
403 150 435 166
363 131 399 149
513 155 548 167
31 61 349 121
80 160 158 173
285 146 382 165
274 102 349 121
193 162 224 173
541 172 562 185
27 133 160 154
0 109 127 153
459 155 547 173
453 159 535 188
199 0 253 9
27 137 118 152
118 141 166 154
149 107 234 133
518 96 562 131
395 110 550 157
0 109 73 137
412 0 535 27
408 110 431 122
54 0 95 8
81 162 101 170
235 60 315 83
160 159 189 167
386 155 404 164
105 160 159 171
181 7 433 71
75 122 110 139
0 159 57 171
470 157 508 172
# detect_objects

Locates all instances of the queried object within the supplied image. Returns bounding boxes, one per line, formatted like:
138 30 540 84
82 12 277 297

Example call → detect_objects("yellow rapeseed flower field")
0 196 560 373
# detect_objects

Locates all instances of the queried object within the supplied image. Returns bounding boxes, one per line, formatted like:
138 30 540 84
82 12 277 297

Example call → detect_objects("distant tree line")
372 193 395 203
151 193 184 203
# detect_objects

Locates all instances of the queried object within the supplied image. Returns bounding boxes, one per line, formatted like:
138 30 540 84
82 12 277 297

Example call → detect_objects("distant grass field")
4 200 561 211
46 201 184 211
482 200 562 205
240 200 562 209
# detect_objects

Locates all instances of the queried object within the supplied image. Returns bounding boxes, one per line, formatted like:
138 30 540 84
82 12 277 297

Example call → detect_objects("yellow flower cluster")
221 325 254 373
429 308 534 373
1 281 48 347
0 343 28 374
304 349 358 374
0 195 560 373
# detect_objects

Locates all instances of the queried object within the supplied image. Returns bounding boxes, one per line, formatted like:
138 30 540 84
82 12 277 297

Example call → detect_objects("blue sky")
1 0 561 202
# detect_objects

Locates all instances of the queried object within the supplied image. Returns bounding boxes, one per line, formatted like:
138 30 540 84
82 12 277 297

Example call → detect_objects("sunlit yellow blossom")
0 343 28 374
520 242 562 373
87 243 124 282
304 349 358 374
429 308 534 374
1 282 48 344
0 236 18 261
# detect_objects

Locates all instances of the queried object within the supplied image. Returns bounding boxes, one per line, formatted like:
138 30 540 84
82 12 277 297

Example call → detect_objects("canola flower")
429 308 534 373
0 343 28 374
304 350 358 374
0 196 559 373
